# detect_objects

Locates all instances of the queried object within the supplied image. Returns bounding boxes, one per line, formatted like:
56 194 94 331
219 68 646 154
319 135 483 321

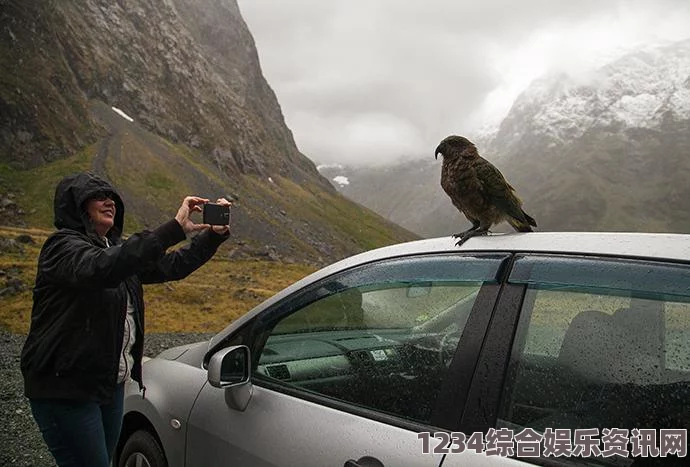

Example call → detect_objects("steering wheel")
437 326 463 367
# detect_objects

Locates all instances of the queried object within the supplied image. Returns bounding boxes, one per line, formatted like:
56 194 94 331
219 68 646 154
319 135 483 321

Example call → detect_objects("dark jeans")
29 383 125 467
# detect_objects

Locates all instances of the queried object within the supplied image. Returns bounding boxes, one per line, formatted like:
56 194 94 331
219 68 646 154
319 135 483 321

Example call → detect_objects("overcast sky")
237 0 690 167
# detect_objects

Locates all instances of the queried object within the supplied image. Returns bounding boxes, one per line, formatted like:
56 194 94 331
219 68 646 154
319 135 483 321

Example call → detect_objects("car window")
497 255 690 464
252 254 508 427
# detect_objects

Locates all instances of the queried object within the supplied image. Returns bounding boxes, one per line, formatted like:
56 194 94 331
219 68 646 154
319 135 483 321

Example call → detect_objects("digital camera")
203 203 231 225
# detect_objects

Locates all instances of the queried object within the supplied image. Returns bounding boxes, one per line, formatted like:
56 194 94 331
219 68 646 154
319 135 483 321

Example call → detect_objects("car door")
185 253 510 467
457 254 690 466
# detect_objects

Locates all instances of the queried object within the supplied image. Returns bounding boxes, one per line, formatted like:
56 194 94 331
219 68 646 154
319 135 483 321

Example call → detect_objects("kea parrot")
435 135 537 246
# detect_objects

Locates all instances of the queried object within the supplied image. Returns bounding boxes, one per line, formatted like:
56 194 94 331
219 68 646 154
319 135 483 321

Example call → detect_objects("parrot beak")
434 144 443 160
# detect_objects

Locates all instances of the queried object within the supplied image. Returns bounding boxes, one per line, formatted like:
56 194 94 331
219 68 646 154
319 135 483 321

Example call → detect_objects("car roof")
356 232 690 264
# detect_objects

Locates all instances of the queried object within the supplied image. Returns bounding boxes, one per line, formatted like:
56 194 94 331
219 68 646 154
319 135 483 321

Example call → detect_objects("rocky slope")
2 0 322 184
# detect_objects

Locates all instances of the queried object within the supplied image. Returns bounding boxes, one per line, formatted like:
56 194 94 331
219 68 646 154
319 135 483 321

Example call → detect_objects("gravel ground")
0 330 214 467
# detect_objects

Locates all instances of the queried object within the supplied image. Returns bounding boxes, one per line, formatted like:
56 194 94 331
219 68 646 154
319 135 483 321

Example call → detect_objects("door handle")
344 456 385 467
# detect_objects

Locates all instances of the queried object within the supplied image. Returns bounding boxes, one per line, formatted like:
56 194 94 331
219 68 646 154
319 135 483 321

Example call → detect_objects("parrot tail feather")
523 211 537 227
508 216 535 233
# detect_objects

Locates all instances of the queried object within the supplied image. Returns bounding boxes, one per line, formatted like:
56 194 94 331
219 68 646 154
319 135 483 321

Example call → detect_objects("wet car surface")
116 232 690 467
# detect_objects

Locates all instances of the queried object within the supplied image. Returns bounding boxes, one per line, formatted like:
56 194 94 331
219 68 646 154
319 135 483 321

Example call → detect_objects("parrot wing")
474 158 529 223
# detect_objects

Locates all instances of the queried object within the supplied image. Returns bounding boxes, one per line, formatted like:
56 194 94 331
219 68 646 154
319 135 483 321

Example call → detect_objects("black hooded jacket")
21 173 229 402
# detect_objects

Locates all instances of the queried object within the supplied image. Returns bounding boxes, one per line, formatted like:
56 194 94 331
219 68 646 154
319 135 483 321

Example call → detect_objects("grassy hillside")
0 225 317 334
0 102 419 336
0 147 94 227
0 100 418 266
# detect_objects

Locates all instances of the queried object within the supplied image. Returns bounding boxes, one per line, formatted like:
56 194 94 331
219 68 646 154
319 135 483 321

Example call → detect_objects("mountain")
490 40 690 160
0 0 418 265
492 39 690 232
318 161 459 238
321 39 690 237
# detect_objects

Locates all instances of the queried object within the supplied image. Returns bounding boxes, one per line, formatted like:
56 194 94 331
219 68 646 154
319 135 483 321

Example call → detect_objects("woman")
20 172 231 466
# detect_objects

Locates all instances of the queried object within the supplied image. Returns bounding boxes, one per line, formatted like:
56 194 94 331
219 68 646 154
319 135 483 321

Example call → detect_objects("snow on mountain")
316 163 344 171
332 176 350 187
316 163 350 188
600 42 690 126
496 39 690 153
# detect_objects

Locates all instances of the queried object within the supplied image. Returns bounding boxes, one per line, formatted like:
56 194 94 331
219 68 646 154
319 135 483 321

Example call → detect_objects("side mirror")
207 345 251 388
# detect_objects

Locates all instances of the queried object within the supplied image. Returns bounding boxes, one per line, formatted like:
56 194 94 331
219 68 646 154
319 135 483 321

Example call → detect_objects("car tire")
118 429 168 467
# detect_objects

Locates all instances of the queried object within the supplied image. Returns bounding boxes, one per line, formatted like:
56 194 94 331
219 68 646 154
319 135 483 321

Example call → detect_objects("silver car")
115 233 690 467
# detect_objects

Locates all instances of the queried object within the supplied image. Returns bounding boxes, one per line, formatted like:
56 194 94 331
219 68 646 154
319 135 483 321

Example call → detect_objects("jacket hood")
53 172 125 240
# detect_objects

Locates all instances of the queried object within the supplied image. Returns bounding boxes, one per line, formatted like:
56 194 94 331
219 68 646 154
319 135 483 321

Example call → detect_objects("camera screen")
203 203 230 225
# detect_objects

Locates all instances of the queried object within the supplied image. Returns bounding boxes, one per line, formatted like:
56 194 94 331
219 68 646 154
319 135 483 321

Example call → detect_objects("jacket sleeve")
40 220 186 288
137 228 230 284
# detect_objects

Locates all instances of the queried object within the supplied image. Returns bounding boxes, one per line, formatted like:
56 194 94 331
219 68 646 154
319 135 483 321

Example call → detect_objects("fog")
238 0 690 167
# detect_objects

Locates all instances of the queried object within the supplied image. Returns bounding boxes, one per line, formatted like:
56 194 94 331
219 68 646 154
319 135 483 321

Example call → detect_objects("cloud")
238 0 690 166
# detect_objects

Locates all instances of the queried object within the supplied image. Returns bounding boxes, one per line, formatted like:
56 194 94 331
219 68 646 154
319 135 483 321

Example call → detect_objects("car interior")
502 296 690 436
254 286 480 424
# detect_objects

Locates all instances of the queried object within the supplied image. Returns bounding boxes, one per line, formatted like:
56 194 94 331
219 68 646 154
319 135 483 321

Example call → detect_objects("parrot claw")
452 228 489 246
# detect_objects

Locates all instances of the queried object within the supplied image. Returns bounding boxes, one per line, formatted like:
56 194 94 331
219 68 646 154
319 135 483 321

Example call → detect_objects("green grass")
0 147 95 228
144 172 176 191
0 226 317 334
166 141 228 188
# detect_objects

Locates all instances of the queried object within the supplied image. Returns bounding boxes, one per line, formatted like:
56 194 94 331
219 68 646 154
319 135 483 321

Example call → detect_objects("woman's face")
85 193 116 237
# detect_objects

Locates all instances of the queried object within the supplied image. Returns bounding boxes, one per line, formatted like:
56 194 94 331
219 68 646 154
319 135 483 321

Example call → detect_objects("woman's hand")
210 198 232 235
175 196 211 234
